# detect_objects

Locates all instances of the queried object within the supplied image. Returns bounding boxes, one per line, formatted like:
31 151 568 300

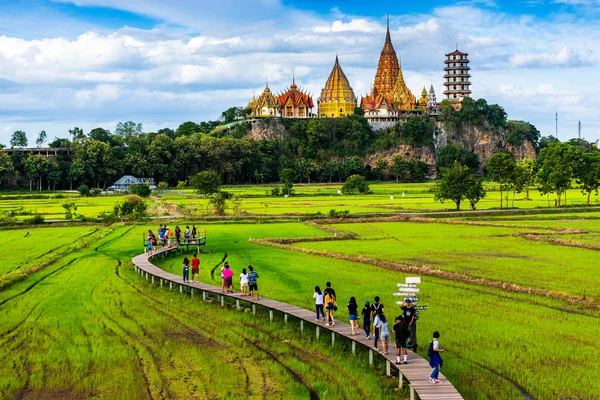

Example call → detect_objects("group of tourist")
314 285 419 366
146 224 202 255
173 253 443 385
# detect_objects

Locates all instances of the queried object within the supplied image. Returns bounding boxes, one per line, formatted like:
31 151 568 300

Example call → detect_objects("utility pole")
555 112 558 140
578 121 581 139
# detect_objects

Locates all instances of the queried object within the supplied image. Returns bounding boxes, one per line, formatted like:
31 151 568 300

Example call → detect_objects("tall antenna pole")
555 112 558 140
578 121 581 139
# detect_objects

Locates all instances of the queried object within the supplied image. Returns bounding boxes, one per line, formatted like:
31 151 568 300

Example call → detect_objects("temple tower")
443 49 471 101
318 56 357 118
372 15 400 98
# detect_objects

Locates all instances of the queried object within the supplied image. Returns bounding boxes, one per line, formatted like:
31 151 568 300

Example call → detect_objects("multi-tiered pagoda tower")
443 49 471 103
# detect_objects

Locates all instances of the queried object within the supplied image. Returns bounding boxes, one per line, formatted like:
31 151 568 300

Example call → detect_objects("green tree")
130 184 151 197
295 157 315 183
507 120 540 146
434 162 475 210
401 115 435 146
176 121 201 137
390 156 408 183
221 107 244 123
69 127 85 140
538 135 559 152
576 151 600 205
465 177 486 210
567 138 598 153
115 121 143 138
23 153 48 191
62 201 78 220
512 158 536 202
77 184 91 196
487 152 516 208
209 191 233 215
72 139 117 188
279 168 296 195
157 182 169 191
341 174 370 195
88 127 112 143
436 143 480 173
354 107 364 116
0 152 14 187
190 171 222 197
36 130 47 147
537 143 582 207
10 131 28 148
374 158 389 180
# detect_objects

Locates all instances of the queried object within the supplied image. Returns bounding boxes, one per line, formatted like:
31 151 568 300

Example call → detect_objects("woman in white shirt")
313 286 325 321
240 268 249 296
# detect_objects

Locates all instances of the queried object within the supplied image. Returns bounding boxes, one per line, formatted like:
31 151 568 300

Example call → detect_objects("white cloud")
313 19 382 33
510 45 595 67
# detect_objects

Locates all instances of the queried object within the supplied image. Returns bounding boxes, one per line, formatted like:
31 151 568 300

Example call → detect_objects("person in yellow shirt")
324 291 336 327
166 227 174 248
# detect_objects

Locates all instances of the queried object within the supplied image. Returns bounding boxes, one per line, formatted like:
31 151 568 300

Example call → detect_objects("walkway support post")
269 309 273 322
284 314 288 324
252 304 256 315
151 276 154 284
202 291 206 301
316 326 320 340
170 282 173 290
369 349 373 365
300 320 304 333
399 371 403 388
180 285 183 294
220 295 224 307
410 385 415 400
352 341 356 354
191 288 194 297
236 299 240 310
386 361 391 377
160 279 163 287
331 332 335 347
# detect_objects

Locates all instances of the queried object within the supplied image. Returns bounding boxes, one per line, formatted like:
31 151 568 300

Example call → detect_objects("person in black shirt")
361 301 371 339
401 299 417 350
393 317 410 364
324 282 336 323
347 297 359 335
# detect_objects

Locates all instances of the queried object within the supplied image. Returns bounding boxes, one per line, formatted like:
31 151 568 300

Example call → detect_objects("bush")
130 184 151 197
157 182 169 191
190 171 222 197
341 174 370 195
114 195 148 217
328 209 350 218
208 191 233 215
176 181 187 190
98 211 119 224
77 185 90 197
91 188 102 196
271 187 281 196
54 194 66 199
62 201 78 220
25 215 45 224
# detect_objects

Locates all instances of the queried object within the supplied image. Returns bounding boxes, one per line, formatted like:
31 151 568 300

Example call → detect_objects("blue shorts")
349 314 358 321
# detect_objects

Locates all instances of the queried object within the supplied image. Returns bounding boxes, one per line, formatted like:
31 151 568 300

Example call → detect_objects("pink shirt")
222 268 233 279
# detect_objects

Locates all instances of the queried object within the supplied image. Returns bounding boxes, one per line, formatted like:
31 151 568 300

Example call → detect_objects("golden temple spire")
317 55 357 117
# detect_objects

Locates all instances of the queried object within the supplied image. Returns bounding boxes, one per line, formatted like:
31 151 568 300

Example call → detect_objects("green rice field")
1 184 600 399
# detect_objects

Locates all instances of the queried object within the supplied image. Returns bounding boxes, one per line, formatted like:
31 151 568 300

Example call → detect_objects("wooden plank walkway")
132 246 463 400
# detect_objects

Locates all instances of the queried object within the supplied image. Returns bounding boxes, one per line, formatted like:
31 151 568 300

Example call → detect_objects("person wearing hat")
401 298 417 350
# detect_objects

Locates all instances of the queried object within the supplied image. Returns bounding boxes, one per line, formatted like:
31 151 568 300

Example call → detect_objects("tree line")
434 141 600 210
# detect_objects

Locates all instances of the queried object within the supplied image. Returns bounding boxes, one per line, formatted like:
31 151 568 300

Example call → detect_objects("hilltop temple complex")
247 16 472 126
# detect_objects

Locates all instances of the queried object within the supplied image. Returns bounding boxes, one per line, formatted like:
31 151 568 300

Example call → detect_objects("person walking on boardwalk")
222 262 234 293
191 254 200 282
184 226 191 240
191 225 197 239
314 286 325 321
324 282 336 324
377 314 390 354
428 331 444 384
324 290 336 327
248 265 259 300
347 297 359 335
361 301 372 339
147 233 153 255
182 257 190 283
175 225 181 245
393 316 410 364
240 268 249 296
166 227 174 248
401 299 417 350
371 296 385 349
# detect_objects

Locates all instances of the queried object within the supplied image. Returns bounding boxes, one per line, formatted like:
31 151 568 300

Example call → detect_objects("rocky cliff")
247 118 289 141
436 121 536 171
365 145 437 176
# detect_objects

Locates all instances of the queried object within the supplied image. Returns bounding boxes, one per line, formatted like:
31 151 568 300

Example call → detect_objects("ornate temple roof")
277 78 314 109
390 59 416 109
255 83 278 109
372 15 400 99
318 56 357 104
446 49 469 57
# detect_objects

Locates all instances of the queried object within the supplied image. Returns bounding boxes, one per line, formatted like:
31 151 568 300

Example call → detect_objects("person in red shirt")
191 254 200 282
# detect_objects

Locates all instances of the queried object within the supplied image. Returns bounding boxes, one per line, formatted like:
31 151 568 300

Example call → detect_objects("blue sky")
0 0 599 144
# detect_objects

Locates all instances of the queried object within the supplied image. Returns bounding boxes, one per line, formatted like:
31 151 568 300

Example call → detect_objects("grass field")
153 219 600 400
2 182 600 220
0 225 402 400
1 185 600 399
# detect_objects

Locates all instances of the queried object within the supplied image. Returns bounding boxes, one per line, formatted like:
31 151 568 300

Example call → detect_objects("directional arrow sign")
415 306 428 310
397 283 417 288
393 287 420 294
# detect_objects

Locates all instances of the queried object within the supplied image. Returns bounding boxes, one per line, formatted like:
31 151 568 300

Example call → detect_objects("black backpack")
427 340 435 358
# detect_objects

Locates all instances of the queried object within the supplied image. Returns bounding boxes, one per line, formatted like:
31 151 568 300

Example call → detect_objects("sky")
0 0 599 145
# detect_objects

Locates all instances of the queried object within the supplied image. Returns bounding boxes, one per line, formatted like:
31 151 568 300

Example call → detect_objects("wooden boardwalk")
132 247 463 400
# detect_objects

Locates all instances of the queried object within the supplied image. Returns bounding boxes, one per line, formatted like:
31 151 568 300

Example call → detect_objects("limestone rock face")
436 122 537 172
247 119 289 141
365 144 437 177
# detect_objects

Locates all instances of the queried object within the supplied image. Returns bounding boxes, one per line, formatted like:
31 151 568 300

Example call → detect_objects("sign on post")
405 277 421 284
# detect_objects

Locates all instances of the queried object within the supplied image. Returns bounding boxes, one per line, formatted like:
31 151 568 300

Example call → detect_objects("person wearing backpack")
428 331 445 384
370 296 384 349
